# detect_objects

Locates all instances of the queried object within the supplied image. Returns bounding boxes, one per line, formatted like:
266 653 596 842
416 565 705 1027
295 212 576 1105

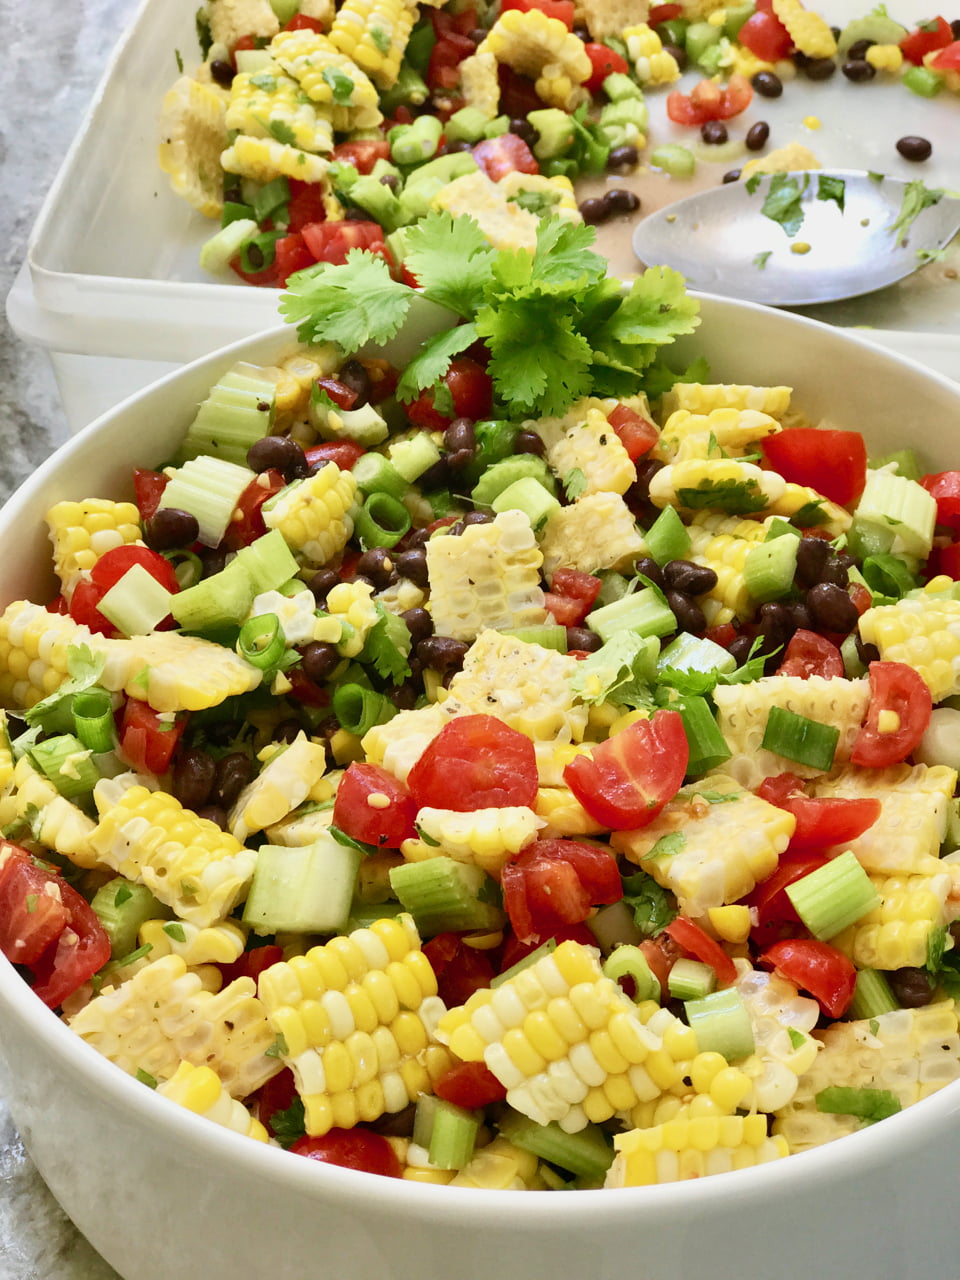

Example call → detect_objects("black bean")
401 526 431 550
509 118 539 147
143 506 199 551
416 635 469 675
446 447 474 473
751 70 783 98
604 188 641 214
634 557 664 587
418 456 450 489
469 26 488 43
300 640 341 683
842 58 876 82
356 547 397 589
805 582 859 633
663 559 718 596
897 135 933 162
631 459 664 502
662 42 687 71
565 626 602 652
200 546 229 579
379 173 400 192
845 38 875 61
307 568 338 606
573 24 591 40
887 967 935 1008
830 25 842 40
210 59 236 87
789 602 813 633
745 121 770 152
462 510 493 527
394 547 429 588
337 359 372 408
792 50 810 68
953 18 960 39
210 752 253 809
171 748 216 811
722 169 742 184
444 417 476 454
607 145 639 170
758 602 793 650
700 120 728 145
666 590 705 634
401 606 433 645
272 718 303 744
389 678 422 710
795 536 831 589
802 56 836 80
728 635 755 666
369 1102 418 1137
515 429 546 456
855 635 880 665
819 554 852 588
578 197 609 225
196 805 229 831
247 435 308 479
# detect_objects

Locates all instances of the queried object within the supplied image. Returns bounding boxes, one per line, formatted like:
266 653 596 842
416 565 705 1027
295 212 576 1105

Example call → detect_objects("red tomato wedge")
332 762 418 848
761 428 867 508
330 139 391 175
90 545 180 594
405 357 493 431
607 405 659 461
756 773 882 852
133 468 168 521
223 468 286 550
775 629 844 680
422 932 496 1006
664 916 737 987
472 133 539 182
921 471 960 530
0 842 71 965
666 75 753 125
29 881 112 1009
745 848 830 930
563 709 688 830
434 1059 508 1108
304 441 365 472
119 701 188 776
290 1129 402 1177
544 567 602 627
850 661 932 769
583 42 630 93
900 16 953 63
737 9 794 60
501 838 623 944
759 938 856 1018
407 714 538 811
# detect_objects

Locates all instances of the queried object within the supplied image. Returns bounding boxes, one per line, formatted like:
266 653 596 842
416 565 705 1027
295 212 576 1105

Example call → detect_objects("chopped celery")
645 504 692 566
389 857 505 936
491 938 557 988
490 476 561 530
499 624 568 652
674 695 732 776
157 455 254 548
586 587 677 643
744 534 799 602
848 968 899 1020
242 836 362 935
90 877 171 959
786 850 881 940
470 455 557 508
853 469 937 559
668 957 716 1001
29 734 99 802
684 988 755 1061
177 364 277 466
97 564 173 637
498 1111 615 1181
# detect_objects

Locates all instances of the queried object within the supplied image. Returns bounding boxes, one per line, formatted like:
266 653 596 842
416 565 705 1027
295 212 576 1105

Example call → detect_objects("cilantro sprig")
280 212 700 420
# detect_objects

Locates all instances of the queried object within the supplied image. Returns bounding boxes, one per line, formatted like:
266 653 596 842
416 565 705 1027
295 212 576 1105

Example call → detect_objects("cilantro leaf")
753 250 772 269
163 922 187 943
563 468 587 500
270 1096 307 1148
595 266 701 349
676 477 768 514
279 251 412 350
641 354 711 402
760 173 808 237
396 322 479 402
529 218 608 287
404 210 496 318
268 119 297 146
370 26 391 53
888 179 944 247
360 606 412 684
322 65 355 104
816 174 846 213
477 298 594 417
570 631 658 708
25 644 107 728
645 831 686 860
620 869 677 936
815 1086 901 1124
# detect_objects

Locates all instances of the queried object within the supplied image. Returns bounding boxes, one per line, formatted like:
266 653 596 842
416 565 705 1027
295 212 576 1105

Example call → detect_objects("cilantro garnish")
136 1068 159 1089
620 869 677 936
916 247 947 264
114 883 133 908
815 1086 901 1124
270 1096 307 1148
816 174 846 213
370 26 391 53
563 468 588 500
250 73 278 92
753 251 772 269
163 922 187 943
676 478 768 515
175 48 184 73
787 1027 807 1050
266 1033 289 1060
24 644 107 728
760 173 809 238
414 823 441 847
360 606 412 684
888 179 944 247
322 66 355 104
570 630 657 709
268 119 297 146
329 825 379 857
644 831 686 860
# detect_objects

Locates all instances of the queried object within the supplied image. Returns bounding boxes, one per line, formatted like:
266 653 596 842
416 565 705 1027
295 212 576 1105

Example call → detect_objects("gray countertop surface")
1 1 137 1275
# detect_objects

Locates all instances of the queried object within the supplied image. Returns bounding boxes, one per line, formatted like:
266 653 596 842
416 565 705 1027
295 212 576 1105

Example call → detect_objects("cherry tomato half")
407 714 538 811
501 838 623 945
850 661 932 769
289 1129 402 1177
761 428 867 508
332 762 418 848
776 629 844 680
434 1059 508 1108
756 772 882 852
760 938 856 1018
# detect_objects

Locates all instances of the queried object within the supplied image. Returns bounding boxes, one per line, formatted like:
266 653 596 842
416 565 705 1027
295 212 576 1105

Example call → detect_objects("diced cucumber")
389 857 505 936
586 587 677 643
744 533 799 602
471 455 557 508
98 564 174 637
242 836 363 935
445 106 491 144
90 878 171 959
233 529 300 595
199 218 258 275
491 476 562 530
388 433 441 483
527 108 576 159
159 454 256 547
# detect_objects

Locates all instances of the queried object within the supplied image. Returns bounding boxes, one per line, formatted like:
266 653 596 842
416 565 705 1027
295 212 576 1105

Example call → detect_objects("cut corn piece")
858 598 960 703
607 1113 789 1186
46 500 144 600
328 0 415 89
539 492 647 579
158 76 229 219
158 1061 269 1141
482 9 591 110
409 806 544 875
229 734 330 843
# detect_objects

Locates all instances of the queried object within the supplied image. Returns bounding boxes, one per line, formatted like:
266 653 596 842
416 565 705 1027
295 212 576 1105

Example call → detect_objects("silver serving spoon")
632 169 960 307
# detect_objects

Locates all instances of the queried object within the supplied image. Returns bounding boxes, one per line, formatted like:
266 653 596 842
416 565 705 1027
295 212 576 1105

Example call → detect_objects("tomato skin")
405 358 493 430
745 847 830 935
218 943 284 987
664 917 737 987
283 12 326 32
928 538 960 580
563 709 688 830
273 233 316 287
497 64 546 117
776 629 844 680
544 568 602 626
119 701 188 776
0 843 71 965
255 1065 299 1139
286 179 330 233
501 838 623 945
900 17 953 64
434 1059 508 1107
761 428 867 508
756 772 882 852
301 220 387 266
851 661 932 769
290 1129 403 1177
666 75 753 125
304 441 365 472
90 545 180 595
583 42 630 93
760 938 857 1018
407 714 538 811
544 593 587 626
472 133 539 182
223 468 286 550
649 3 683 23
69 579 119 637
607 405 659 461
332 762 418 848
314 376 359 411
430 6 478 37
422 932 496 1005
133 468 168 522
737 10 794 61
920 471 960 531
331 139 391 175
930 38 960 70
428 32 476 89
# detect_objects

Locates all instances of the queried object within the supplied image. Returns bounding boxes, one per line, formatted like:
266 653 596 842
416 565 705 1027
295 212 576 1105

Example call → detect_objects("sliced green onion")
603 944 660 1003
668 956 716 1001
332 682 396 735
354 492 412 549
674 695 732 776
684 987 755 1061
237 614 288 671
72 688 116 754
848 968 899 1020
29 734 100 801
815 1086 901 1123
901 65 944 98
761 706 839 772
785 849 881 940
165 550 204 590
240 230 283 275
491 937 557 988
650 143 696 178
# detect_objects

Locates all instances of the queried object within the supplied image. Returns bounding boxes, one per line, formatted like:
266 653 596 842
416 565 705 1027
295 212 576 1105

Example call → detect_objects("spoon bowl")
632 169 960 307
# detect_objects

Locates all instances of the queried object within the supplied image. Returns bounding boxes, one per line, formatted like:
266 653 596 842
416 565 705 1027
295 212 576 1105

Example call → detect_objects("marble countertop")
1 1 138 1275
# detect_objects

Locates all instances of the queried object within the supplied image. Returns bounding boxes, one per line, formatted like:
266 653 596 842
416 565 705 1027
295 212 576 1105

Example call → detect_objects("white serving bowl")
2 296 960 1280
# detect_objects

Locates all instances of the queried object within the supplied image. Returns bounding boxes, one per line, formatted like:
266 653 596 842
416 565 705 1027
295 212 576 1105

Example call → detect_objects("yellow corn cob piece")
374 577 427 618
328 0 414 88
228 733 329 842
139 918 248 967
270 29 383 126
450 1136 542 1189
541 407 636 498
262 462 358 567
256 915 450 1136
208 0 280 48
539 492 648 579
158 1061 268 1141
266 799 337 847
607 1113 788 1187
534 786 607 838
660 382 793 421
735 962 821 1113
432 170 542 253
425 511 547 643
221 133 330 185
482 9 591 110
409 806 543 876
622 24 681 86
774 1002 960 1152
498 170 582 223
46 500 144 600
89 783 257 928
458 50 500 117
770 0 836 57
8 755 100 869
832 871 953 970
297 0 335 20
685 511 769 626
648 457 786 515
713 675 871 789
740 142 821 181
68 953 279 1098
574 0 648 39
158 76 229 219
226 69 335 154
858 598 960 703
810 764 957 877
654 407 782 465
444 629 589 745
611 777 795 916
765 483 851 535
362 702 450 782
